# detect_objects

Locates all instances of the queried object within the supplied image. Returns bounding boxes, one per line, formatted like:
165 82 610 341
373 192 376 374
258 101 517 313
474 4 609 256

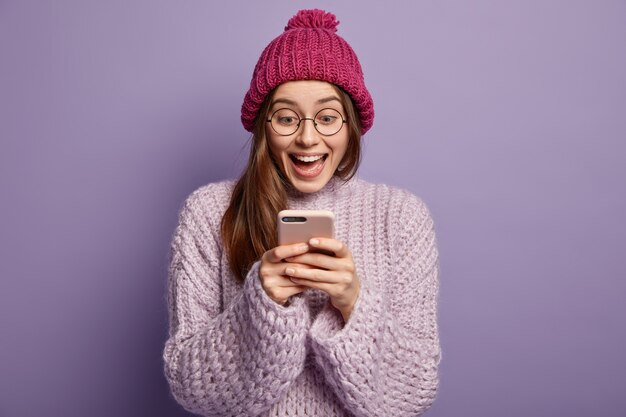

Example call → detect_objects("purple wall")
1 1 625 416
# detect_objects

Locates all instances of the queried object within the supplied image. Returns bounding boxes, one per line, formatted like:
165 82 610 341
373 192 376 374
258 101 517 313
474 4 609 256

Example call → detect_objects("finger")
262 263 314 288
271 284 307 305
284 266 341 283
261 262 314 287
284 252 340 270
289 277 331 293
266 261 314 276
284 261 315 270
285 285 308 298
265 243 309 263
309 238 350 258
260 261 312 287
281 279 308 292
274 270 311 286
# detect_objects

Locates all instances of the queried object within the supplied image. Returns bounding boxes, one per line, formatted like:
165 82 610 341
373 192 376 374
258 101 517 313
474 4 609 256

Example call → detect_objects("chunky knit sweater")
163 175 441 417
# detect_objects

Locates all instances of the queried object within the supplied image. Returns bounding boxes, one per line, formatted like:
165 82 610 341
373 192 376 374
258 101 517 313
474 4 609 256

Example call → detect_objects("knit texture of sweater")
163 175 441 417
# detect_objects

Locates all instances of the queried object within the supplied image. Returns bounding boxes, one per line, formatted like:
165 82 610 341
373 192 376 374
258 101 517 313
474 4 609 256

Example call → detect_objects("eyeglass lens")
270 108 344 136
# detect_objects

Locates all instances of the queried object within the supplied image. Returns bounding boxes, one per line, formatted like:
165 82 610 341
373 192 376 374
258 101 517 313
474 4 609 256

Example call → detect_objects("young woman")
163 9 441 417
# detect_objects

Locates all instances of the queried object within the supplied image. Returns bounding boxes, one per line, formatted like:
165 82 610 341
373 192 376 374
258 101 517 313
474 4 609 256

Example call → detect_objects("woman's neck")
285 175 357 207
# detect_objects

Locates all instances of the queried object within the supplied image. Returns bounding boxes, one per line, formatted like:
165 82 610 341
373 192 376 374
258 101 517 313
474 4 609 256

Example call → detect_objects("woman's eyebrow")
271 96 341 107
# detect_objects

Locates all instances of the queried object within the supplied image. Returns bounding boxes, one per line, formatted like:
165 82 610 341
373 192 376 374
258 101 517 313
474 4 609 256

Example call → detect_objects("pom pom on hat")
284 9 339 32
241 9 374 135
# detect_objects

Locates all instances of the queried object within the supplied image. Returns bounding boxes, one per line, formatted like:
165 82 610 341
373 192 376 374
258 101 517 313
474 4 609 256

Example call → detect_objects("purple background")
1 1 625 416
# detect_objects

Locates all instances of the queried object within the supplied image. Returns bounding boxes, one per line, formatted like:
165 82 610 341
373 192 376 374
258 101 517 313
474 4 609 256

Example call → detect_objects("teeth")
293 154 324 162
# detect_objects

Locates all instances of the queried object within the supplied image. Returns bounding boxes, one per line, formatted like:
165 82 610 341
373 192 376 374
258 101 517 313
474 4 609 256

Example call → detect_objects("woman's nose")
295 118 320 147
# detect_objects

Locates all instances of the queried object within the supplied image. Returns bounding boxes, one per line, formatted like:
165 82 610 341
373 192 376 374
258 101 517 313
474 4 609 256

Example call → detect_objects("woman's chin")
286 171 333 193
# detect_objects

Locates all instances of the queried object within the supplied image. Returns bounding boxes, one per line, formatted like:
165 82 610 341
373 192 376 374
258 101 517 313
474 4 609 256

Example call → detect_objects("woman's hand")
259 242 314 306
283 238 360 322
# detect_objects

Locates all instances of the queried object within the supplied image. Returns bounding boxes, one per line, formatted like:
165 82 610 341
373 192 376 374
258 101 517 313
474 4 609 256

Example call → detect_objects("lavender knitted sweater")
163 175 441 417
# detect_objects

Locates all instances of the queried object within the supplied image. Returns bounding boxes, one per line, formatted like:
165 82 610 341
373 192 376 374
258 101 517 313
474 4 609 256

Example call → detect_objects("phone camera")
282 216 307 223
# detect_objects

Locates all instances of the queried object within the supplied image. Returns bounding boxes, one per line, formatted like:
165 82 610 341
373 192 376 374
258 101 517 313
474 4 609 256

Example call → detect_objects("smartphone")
277 209 335 255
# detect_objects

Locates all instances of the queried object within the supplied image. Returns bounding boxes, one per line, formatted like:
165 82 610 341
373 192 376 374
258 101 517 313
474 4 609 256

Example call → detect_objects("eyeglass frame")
266 107 348 137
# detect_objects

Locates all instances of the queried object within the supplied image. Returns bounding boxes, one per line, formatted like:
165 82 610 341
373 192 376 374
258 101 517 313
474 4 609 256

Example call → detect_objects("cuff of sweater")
244 261 310 332
308 283 384 356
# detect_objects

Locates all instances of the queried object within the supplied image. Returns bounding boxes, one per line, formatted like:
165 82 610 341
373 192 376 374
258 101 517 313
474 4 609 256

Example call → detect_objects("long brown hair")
221 83 363 281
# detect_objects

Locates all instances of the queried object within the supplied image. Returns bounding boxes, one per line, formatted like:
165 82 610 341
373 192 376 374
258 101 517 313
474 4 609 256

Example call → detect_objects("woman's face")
266 80 350 194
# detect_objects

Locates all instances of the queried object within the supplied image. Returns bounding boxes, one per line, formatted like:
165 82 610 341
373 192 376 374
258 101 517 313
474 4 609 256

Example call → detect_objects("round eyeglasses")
267 108 348 136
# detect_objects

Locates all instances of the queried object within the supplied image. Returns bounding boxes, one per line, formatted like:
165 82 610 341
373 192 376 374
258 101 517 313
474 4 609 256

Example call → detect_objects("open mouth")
288 153 328 177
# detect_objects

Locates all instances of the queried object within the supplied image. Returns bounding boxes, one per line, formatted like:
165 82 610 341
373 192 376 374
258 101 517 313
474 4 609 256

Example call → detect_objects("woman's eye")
318 116 336 124
278 117 296 125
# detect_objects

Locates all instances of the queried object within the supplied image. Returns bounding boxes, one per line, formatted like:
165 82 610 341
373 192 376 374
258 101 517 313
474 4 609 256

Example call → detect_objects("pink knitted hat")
241 9 374 135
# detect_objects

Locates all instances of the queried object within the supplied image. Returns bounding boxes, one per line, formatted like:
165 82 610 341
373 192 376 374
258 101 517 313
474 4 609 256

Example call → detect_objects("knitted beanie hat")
241 9 374 135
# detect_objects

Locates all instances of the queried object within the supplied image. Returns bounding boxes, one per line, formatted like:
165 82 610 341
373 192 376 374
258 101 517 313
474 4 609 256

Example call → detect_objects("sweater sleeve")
162 188 310 417
308 192 441 417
